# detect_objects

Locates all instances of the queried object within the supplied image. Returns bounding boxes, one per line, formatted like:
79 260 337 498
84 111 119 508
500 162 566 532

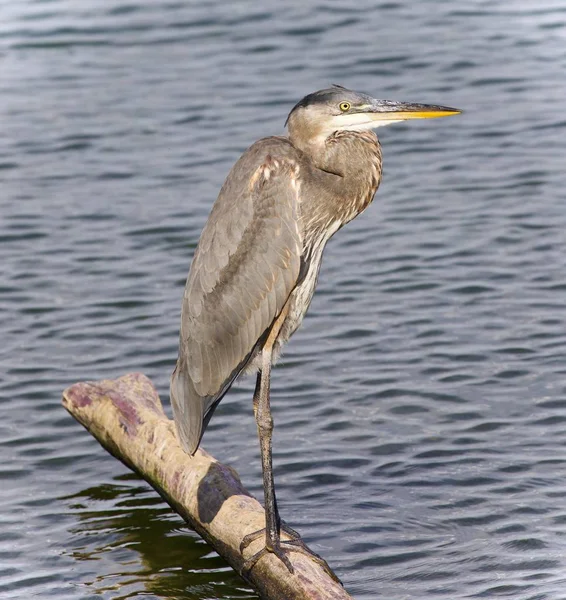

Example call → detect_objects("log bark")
62 372 353 600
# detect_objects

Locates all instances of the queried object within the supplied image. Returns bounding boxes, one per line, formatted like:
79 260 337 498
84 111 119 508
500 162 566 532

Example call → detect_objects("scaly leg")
249 344 294 569
240 311 340 583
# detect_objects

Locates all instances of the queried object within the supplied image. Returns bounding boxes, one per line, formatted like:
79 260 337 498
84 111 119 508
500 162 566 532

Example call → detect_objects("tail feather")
170 359 203 455
171 347 253 454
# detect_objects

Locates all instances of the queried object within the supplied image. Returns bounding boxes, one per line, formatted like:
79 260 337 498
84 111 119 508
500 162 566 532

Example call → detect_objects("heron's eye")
339 102 351 112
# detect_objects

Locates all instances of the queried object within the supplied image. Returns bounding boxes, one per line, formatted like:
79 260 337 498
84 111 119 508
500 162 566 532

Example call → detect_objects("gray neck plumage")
293 130 383 248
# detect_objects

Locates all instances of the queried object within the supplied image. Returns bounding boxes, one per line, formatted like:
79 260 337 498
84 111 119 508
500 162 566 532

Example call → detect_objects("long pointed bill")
366 100 461 122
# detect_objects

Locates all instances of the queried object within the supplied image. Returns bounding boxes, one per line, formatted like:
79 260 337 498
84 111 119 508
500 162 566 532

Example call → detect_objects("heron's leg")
256 344 289 556
243 371 290 546
252 370 261 419
242 369 341 582
240 311 341 583
239 308 291 571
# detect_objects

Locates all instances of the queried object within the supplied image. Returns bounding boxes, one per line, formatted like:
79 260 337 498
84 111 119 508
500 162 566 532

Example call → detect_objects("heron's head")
286 85 460 152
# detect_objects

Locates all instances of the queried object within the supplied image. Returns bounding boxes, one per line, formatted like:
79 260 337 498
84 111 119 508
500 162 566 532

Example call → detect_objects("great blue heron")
171 85 460 576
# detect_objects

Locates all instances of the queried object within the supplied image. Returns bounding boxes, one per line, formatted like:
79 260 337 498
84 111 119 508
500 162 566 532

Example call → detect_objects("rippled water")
1 1 566 598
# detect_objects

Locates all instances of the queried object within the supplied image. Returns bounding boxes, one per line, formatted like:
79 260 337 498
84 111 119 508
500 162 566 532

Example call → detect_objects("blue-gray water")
1 1 566 598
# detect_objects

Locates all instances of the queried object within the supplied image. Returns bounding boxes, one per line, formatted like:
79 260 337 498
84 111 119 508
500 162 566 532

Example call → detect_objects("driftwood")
62 372 353 600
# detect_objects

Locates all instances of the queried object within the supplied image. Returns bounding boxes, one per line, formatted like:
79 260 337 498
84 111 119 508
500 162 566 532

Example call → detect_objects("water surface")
1 1 566 598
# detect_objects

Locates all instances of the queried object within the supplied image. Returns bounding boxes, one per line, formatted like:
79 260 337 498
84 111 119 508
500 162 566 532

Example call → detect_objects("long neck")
293 130 383 243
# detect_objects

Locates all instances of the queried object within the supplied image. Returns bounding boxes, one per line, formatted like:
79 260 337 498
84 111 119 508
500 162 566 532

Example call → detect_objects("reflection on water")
1 0 566 598
65 475 256 598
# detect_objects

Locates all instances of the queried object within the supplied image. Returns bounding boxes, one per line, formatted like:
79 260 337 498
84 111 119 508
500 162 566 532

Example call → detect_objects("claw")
240 528 263 554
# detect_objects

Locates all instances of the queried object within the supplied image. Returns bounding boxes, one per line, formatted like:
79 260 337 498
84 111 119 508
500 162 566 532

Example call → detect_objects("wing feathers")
171 143 303 454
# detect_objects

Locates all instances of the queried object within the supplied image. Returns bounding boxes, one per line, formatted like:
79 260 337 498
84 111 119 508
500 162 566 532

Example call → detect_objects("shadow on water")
62 473 258 599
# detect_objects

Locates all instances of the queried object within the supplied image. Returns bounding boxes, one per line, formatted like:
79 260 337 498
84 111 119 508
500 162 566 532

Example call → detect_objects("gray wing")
171 144 302 454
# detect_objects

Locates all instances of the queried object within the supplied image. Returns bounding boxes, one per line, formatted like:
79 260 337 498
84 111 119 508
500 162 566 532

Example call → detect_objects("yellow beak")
365 100 461 121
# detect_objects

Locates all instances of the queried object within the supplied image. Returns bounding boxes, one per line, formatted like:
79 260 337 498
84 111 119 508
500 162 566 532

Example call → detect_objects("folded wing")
171 147 303 454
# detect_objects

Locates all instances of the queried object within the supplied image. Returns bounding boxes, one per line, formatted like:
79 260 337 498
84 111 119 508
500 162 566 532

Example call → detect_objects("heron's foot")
239 525 342 585
241 536 295 577
240 522 300 553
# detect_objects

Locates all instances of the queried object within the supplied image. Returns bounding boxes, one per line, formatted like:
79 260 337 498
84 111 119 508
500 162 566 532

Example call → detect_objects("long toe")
240 527 265 553
240 531 341 585
241 542 295 578
240 521 299 554
280 521 301 539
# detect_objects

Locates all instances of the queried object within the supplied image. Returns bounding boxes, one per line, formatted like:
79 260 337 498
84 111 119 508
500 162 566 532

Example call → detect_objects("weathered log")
62 372 353 600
